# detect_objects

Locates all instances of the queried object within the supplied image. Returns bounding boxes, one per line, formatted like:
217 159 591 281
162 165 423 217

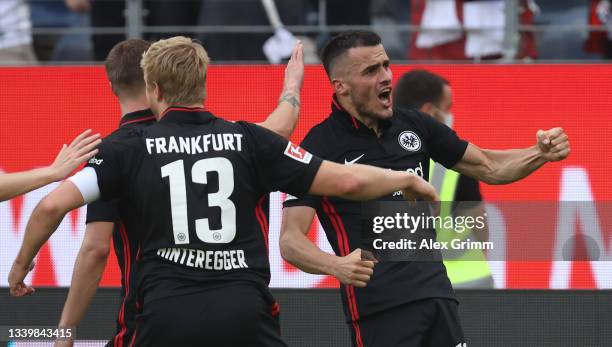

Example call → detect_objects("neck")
119 94 149 117
157 102 205 119
337 95 380 134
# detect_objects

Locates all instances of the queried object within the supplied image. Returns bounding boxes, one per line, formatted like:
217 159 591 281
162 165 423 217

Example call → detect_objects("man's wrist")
325 255 344 279
279 93 301 108
43 166 62 182
13 256 31 271
532 144 549 162
282 83 300 95
404 171 417 188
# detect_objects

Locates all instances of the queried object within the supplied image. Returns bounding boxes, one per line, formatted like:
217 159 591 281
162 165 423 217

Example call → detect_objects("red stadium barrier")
0 65 610 289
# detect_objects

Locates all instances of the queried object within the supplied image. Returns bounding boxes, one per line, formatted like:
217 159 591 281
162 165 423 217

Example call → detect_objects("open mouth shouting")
378 87 392 108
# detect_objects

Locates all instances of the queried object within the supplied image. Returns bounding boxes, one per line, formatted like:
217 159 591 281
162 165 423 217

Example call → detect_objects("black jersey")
86 107 322 305
284 97 469 322
84 109 155 347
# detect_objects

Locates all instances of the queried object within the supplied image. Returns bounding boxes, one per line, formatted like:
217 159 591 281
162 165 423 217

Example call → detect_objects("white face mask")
444 113 454 128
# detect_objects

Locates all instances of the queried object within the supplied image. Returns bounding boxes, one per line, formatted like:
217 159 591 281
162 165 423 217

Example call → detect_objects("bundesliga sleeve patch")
284 142 313 164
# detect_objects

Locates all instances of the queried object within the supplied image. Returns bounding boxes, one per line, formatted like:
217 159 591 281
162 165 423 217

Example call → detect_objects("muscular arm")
453 128 570 185
283 160 439 286
308 161 438 202
8 181 86 296
0 130 100 202
280 206 374 287
58 222 113 329
452 144 546 185
256 41 303 139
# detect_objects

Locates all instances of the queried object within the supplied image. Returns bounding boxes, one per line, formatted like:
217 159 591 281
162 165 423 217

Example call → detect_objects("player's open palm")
332 249 376 288
536 127 570 162
402 175 439 202
49 129 101 180
283 40 304 93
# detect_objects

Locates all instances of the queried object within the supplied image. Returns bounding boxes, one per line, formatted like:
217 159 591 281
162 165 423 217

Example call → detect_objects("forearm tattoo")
279 93 300 108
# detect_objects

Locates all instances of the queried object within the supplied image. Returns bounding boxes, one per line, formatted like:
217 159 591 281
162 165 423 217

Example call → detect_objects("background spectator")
0 0 36 63
31 0 91 61
198 0 305 61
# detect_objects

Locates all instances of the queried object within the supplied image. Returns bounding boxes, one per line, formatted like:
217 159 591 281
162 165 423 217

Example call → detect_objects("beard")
350 92 391 121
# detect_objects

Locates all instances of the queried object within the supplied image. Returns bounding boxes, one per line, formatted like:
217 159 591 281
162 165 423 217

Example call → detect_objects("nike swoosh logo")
344 154 365 165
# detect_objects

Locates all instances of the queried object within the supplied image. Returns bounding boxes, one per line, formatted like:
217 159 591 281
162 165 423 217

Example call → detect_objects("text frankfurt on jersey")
157 248 248 270
146 133 243 154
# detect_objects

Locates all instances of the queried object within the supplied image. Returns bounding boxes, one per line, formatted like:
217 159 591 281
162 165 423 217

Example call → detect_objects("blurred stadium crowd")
1 0 611 64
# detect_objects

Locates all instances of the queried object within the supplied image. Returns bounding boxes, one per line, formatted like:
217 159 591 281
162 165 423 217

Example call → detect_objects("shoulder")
234 120 277 137
305 118 334 140
299 117 336 150
393 107 438 137
99 128 144 156
393 107 430 126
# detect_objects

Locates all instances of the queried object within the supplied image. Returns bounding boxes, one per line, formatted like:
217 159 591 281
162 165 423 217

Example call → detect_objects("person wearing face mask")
394 69 494 289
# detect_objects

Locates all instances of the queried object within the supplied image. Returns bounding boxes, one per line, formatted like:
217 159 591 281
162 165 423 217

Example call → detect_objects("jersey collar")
159 106 216 124
119 109 156 127
330 94 392 136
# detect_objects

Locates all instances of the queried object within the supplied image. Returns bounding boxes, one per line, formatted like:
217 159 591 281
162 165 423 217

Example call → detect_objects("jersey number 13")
161 158 236 244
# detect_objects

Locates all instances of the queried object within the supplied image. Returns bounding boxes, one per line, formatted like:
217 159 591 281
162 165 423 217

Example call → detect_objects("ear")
153 82 163 102
419 102 434 114
332 78 349 96
109 82 118 96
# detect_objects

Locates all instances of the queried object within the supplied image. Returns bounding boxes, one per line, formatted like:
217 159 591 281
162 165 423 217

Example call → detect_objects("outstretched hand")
49 129 101 181
282 40 304 97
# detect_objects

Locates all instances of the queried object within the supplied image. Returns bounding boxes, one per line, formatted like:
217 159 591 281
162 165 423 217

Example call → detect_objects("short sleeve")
420 111 469 169
239 122 323 197
85 137 130 201
86 199 120 224
282 127 325 210
283 192 320 209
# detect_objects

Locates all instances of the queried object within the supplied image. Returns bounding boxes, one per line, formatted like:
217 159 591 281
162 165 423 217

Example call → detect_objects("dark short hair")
320 30 382 77
393 70 449 109
105 39 151 97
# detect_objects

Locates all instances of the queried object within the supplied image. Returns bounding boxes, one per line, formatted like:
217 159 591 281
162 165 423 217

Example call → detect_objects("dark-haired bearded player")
281 30 570 347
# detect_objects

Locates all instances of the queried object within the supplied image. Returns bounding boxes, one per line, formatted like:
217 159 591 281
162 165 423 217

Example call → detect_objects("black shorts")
348 298 465 347
132 283 287 347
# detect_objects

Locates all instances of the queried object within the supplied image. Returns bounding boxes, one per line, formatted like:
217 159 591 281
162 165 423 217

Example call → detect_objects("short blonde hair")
141 36 210 105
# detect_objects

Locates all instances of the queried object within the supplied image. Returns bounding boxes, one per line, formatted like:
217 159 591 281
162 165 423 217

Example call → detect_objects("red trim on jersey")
349 116 360 129
120 116 156 127
332 96 360 129
161 106 206 118
255 196 269 248
351 321 365 347
271 301 281 316
127 327 137 347
332 97 343 110
114 223 132 347
321 197 364 347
